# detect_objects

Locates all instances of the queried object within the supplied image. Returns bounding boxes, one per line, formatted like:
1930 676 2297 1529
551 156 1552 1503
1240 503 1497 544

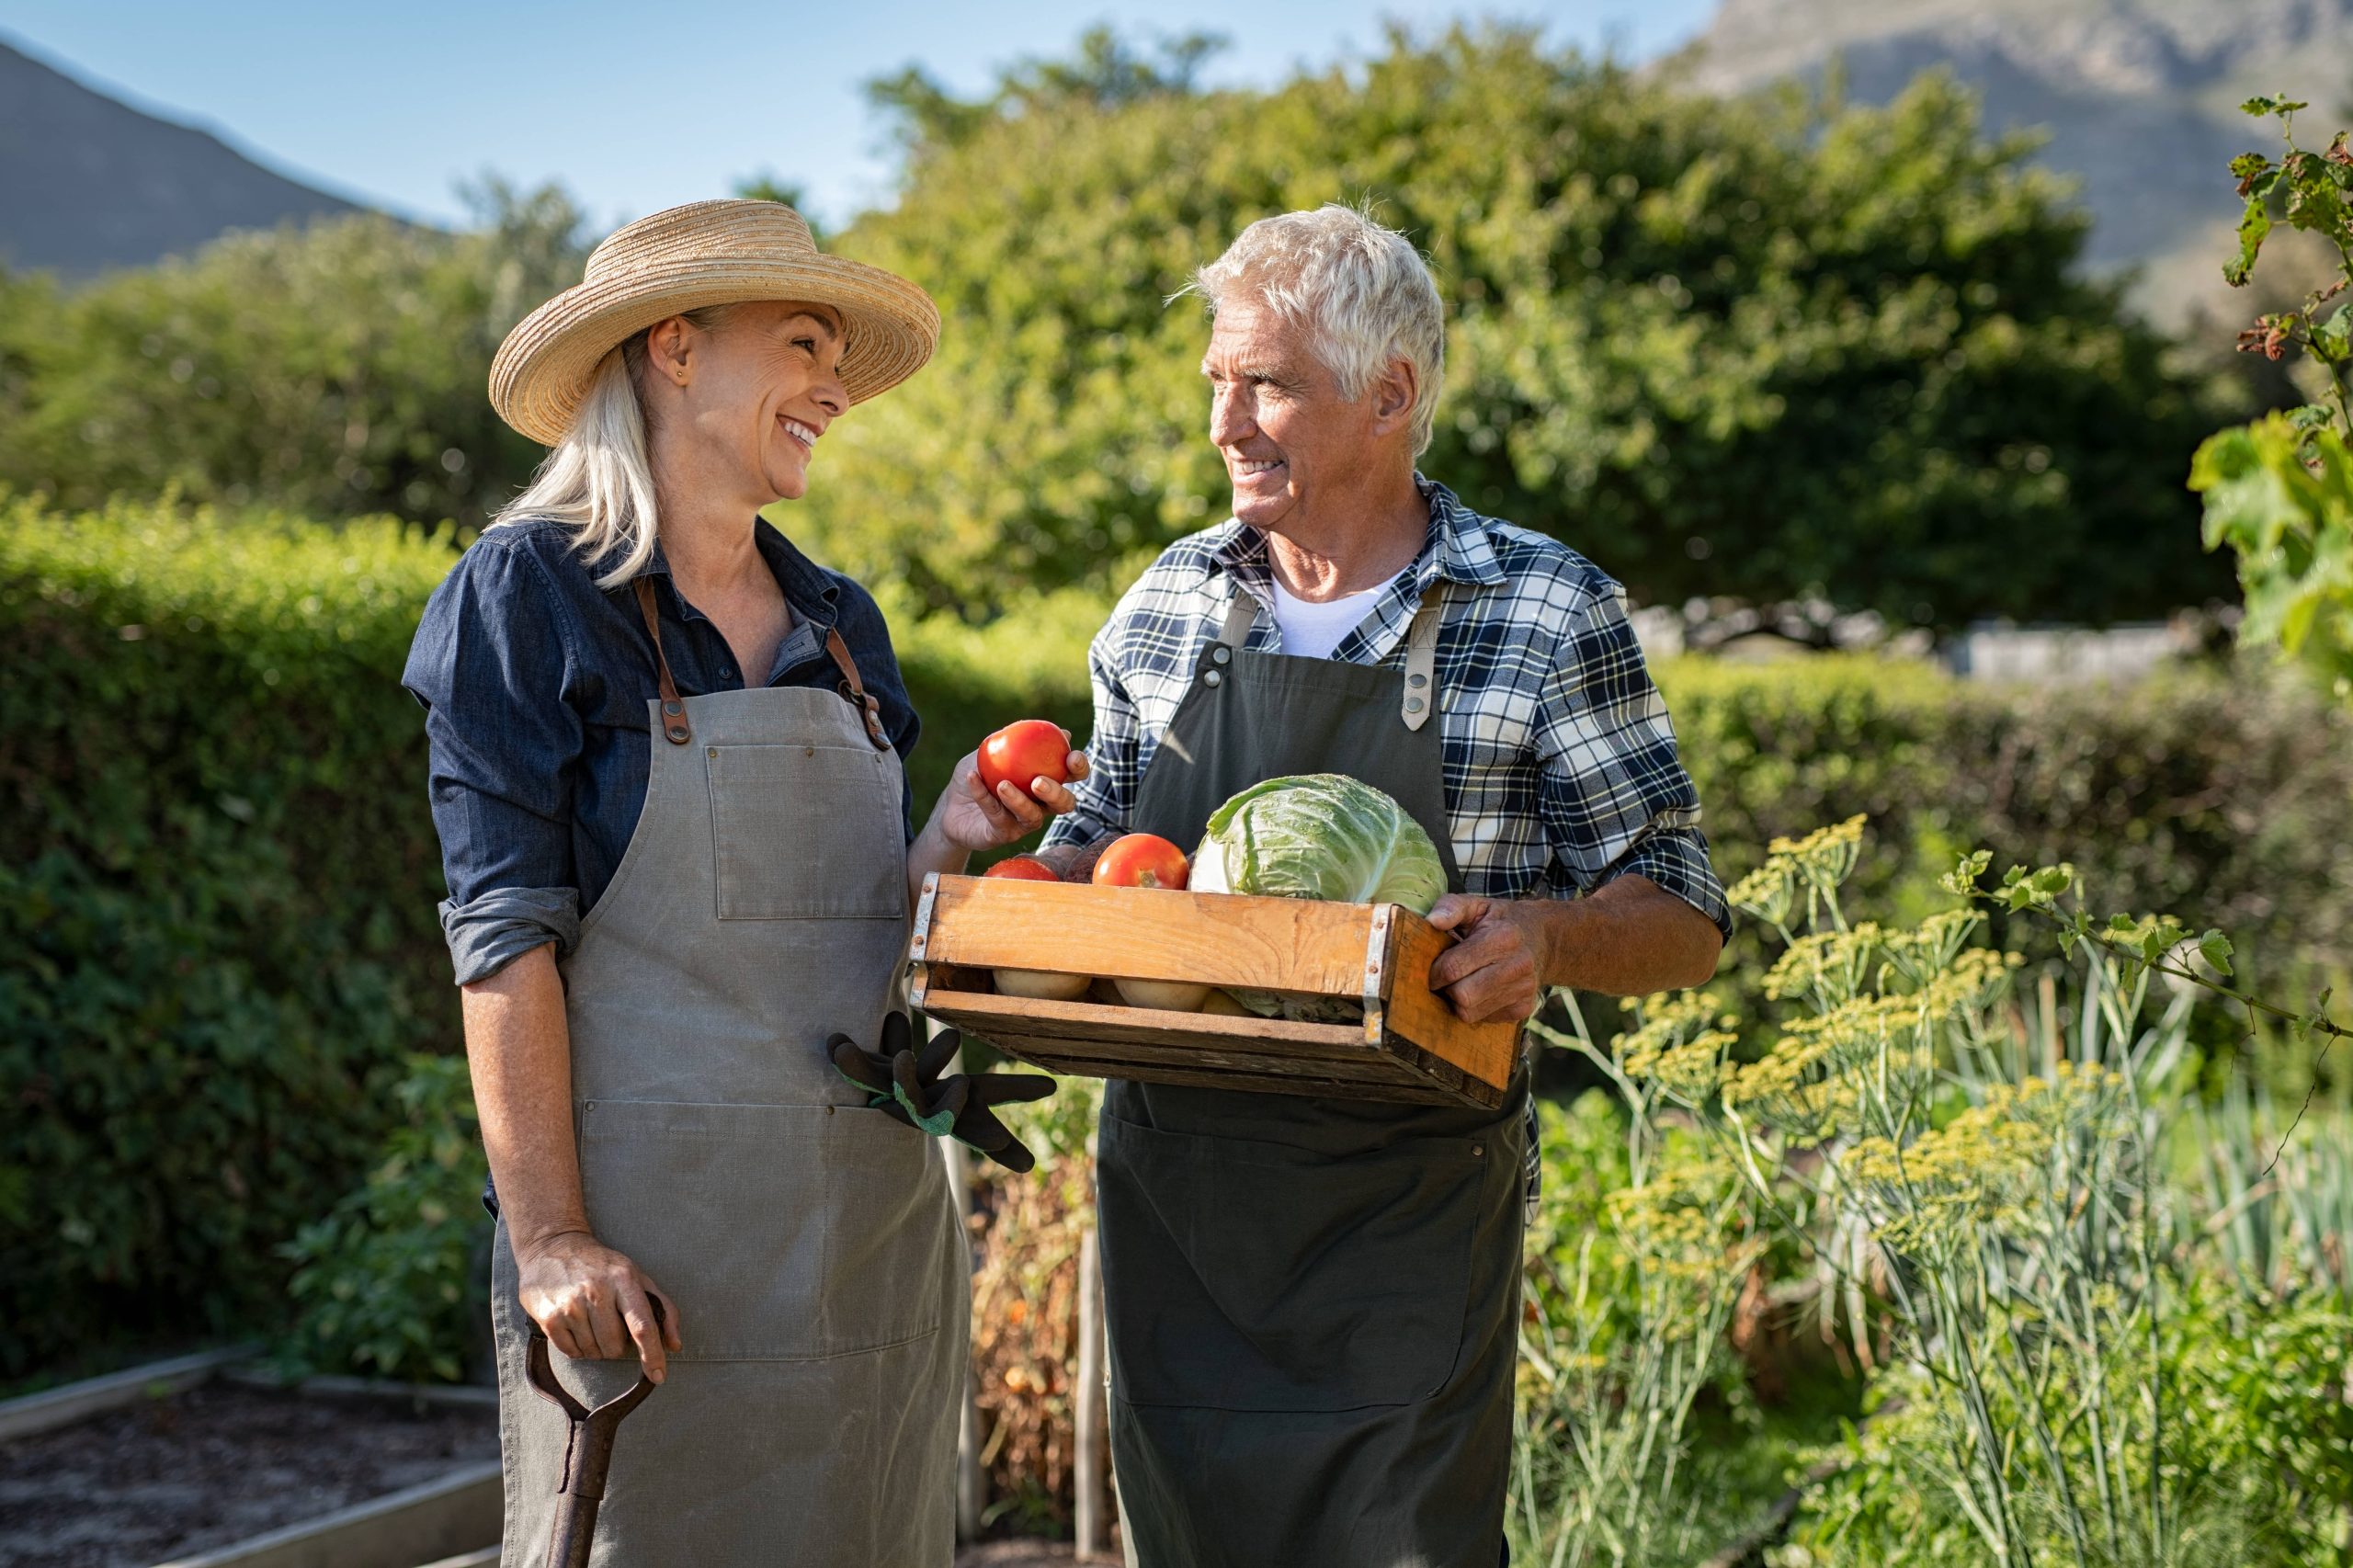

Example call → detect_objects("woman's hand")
934 737 1089 854
514 1228 685 1381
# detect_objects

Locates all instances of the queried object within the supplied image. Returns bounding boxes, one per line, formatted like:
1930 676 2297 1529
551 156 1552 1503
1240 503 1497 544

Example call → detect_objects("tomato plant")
1092 834 1189 890
979 719 1072 800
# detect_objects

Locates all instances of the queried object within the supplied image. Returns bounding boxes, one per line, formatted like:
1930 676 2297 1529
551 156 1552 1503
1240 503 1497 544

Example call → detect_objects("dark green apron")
1098 587 1527 1568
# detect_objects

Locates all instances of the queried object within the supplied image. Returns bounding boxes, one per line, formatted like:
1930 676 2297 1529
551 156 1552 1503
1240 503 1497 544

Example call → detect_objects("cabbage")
1190 774 1447 915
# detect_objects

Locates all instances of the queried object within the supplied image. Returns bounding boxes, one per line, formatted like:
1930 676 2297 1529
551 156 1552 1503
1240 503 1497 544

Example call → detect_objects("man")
1040 204 1728 1567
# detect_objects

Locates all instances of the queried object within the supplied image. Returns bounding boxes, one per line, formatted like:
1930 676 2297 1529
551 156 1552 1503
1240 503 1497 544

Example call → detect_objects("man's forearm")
460 944 590 1252
1519 874 1723 996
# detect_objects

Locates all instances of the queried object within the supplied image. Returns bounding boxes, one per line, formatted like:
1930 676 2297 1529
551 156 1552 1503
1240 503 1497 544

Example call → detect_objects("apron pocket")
1096 1111 1483 1413
577 1098 954 1362
707 743 905 921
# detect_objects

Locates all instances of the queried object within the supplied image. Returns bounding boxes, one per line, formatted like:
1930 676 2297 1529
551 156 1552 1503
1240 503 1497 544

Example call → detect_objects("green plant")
1658 821 2353 1566
279 1054 487 1383
2190 415 2353 701
1512 1009 1764 1568
2195 97 2353 703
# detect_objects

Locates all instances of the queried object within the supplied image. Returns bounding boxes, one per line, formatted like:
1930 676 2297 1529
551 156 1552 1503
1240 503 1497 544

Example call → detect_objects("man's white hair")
1188 203 1446 456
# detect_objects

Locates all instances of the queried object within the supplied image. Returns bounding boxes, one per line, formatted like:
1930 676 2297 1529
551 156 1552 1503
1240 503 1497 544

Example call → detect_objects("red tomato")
978 720 1071 801
983 856 1061 881
1092 834 1190 891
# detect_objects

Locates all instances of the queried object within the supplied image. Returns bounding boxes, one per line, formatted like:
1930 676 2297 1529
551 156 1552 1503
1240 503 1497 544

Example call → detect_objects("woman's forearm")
906 817 971 908
460 943 589 1254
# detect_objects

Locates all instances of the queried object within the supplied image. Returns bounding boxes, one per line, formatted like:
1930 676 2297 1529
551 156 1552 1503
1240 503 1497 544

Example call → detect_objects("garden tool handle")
528 1296 667 1568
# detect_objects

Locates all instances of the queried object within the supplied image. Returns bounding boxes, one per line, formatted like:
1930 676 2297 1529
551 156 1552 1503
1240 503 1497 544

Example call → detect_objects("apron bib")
1099 589 1527 1568
490 583 964 1567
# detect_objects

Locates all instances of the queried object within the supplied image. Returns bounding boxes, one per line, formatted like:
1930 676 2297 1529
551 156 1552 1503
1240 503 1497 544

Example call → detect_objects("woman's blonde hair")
491 304 737 586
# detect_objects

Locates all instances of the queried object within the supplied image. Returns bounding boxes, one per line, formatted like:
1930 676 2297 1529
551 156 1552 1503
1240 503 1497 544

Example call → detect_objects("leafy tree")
801 28 2228 631
0 180 585 530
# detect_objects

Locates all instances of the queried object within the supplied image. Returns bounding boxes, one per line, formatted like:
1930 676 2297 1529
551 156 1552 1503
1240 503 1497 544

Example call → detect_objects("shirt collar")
1207 473 1506 593
639 517 842 628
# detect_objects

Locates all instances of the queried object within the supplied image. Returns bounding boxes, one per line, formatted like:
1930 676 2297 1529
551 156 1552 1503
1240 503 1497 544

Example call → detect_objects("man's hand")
514 1228 684 1381
1425 895 1548 1024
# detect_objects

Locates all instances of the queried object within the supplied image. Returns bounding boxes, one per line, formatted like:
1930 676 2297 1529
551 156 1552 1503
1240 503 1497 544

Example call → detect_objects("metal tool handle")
529 1295 668 1568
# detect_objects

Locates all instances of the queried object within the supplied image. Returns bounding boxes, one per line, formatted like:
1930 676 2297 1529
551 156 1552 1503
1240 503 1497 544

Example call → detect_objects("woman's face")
649 300 849 505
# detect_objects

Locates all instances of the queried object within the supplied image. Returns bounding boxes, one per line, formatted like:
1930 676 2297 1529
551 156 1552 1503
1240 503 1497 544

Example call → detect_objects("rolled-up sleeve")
401 542 588 984
1534 580 1731 939
1043 626 1140 851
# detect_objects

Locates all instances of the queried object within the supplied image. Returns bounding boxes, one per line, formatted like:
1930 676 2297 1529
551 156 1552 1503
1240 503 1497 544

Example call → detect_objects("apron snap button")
1211 645 1232 666
706 746 718 758
667 726 688 742
825 1104 835 1115
1408 673 1427 688
1204 670 1223 687
1472 1143 1484 1157
1404 697 1425 714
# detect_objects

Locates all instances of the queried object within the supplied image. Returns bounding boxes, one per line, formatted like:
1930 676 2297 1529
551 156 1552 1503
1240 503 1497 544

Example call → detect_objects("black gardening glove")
829 1012 1056 1174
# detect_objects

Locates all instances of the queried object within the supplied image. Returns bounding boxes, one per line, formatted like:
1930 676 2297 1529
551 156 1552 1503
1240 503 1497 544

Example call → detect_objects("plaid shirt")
1043 477 1731 938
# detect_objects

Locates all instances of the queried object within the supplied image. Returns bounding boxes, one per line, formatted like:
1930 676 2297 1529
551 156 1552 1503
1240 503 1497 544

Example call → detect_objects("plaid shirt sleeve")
1043 621 1139 850
1535 577 1731 938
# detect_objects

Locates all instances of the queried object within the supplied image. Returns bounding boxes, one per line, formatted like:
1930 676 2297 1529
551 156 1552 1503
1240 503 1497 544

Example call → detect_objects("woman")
402 199 1079 1565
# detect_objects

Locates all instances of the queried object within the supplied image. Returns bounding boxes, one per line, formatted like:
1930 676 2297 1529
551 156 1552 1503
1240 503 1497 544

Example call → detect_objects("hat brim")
490 252 939 447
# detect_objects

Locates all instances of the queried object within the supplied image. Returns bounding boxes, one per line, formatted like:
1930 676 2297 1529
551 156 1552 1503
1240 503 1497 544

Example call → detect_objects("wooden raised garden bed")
0 1355 498 1568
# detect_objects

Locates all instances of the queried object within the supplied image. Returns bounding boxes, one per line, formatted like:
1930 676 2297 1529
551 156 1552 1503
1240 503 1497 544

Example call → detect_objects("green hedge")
6 497 2348 1377
0 498 454 1375
1660 653 2353 972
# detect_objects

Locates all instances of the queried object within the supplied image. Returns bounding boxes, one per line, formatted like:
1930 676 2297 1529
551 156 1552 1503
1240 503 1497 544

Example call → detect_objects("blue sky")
3 2 1721 231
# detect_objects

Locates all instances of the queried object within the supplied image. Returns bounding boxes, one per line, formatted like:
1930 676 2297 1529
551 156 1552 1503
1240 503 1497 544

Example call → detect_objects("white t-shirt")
1269 579 1382 661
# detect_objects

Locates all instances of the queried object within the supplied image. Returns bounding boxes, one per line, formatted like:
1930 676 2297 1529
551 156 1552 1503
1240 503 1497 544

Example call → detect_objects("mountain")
1667 0 2353 323
0 35 363 279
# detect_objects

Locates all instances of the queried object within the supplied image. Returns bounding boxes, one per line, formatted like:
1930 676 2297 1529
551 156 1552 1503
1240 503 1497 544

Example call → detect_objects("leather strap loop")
1401 591 1443 732
1218 585 1444 730
632 578 694 746
1217 593 1257 650
826 627 892 750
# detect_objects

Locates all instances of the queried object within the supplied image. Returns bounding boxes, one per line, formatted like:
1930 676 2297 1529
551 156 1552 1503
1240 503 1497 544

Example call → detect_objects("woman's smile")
779 415 823 453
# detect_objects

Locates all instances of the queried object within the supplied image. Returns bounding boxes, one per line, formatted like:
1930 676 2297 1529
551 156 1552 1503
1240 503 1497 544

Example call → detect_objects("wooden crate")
907 874 1519 1108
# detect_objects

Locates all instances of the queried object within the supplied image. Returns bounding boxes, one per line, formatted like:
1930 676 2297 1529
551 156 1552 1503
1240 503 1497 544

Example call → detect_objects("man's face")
1202 298 1380 535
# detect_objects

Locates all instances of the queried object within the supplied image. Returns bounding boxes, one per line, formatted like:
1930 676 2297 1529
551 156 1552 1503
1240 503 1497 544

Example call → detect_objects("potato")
1114 978 1212 1012
995 968 1093 1001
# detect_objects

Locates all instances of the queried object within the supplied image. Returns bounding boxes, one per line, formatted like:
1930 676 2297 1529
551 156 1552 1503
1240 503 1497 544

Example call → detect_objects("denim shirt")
401 516 920 985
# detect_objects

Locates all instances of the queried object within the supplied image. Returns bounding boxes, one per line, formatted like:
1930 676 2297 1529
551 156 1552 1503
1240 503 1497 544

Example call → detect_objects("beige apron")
490 582 964 1566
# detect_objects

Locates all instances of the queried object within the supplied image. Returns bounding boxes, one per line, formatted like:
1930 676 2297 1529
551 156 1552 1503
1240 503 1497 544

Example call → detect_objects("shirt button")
720 665 734 679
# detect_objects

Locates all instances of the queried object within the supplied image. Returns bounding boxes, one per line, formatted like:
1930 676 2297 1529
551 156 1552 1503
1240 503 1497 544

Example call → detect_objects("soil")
0 1381 495 1568
953 1546 1096 1567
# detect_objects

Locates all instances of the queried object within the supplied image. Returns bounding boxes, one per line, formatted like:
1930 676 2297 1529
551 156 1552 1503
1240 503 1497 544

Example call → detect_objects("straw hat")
489 199 939 446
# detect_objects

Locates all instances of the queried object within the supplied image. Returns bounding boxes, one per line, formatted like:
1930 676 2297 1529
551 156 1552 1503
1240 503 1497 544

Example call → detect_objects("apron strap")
825 628 893 751
1217 592 1257 650
632 577 694 746
1401 590 1442 732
